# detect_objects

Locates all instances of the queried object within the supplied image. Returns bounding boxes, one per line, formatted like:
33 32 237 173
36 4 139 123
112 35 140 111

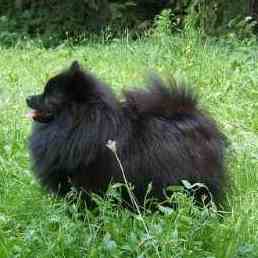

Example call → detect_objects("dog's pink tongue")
26 110 37 119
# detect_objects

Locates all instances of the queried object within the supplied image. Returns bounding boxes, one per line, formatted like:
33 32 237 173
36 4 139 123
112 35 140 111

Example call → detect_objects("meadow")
0 29 258 257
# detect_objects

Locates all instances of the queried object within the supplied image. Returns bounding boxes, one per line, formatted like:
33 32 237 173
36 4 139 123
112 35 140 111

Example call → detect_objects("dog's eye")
47 82 55 89
45 82 56 94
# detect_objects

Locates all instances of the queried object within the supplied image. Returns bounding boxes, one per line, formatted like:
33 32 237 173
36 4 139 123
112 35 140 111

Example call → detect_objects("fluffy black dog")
26 61 226 208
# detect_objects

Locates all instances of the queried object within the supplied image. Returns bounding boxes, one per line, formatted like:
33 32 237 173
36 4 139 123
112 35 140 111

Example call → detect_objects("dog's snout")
26 96 33 105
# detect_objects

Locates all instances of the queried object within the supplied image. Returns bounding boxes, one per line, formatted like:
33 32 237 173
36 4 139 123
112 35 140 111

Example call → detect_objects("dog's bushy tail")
124 74 199 118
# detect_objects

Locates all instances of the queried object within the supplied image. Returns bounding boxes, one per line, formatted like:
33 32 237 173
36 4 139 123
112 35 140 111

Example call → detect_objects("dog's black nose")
26 96 33 105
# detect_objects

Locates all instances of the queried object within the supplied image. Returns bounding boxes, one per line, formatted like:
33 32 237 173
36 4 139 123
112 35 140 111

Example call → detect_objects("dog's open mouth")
26 109 53 123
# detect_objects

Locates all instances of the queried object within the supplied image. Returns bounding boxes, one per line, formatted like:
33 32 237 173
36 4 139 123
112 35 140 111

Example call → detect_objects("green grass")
0 31 258 258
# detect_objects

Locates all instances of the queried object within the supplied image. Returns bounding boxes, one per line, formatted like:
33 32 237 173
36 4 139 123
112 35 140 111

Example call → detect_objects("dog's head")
26 61 99 123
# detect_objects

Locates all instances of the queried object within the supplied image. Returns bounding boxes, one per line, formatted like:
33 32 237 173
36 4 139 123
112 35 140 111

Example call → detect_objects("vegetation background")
0 0 258 257
0 0 257 45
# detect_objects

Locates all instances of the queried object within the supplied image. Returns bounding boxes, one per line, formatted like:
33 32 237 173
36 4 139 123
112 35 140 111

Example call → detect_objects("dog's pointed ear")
68 61 83 81
70 61 80 74
67 61 97 101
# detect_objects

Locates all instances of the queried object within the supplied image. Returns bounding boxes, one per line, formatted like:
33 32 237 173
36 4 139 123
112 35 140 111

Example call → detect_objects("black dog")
26 61 226 208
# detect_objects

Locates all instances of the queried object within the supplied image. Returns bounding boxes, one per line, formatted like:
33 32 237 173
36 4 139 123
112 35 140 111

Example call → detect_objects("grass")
0 30 258 257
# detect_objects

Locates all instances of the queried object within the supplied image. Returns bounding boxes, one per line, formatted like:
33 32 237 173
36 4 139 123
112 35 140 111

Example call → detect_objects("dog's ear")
70 61 80 73
67 61 97 101
69 61 83 82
